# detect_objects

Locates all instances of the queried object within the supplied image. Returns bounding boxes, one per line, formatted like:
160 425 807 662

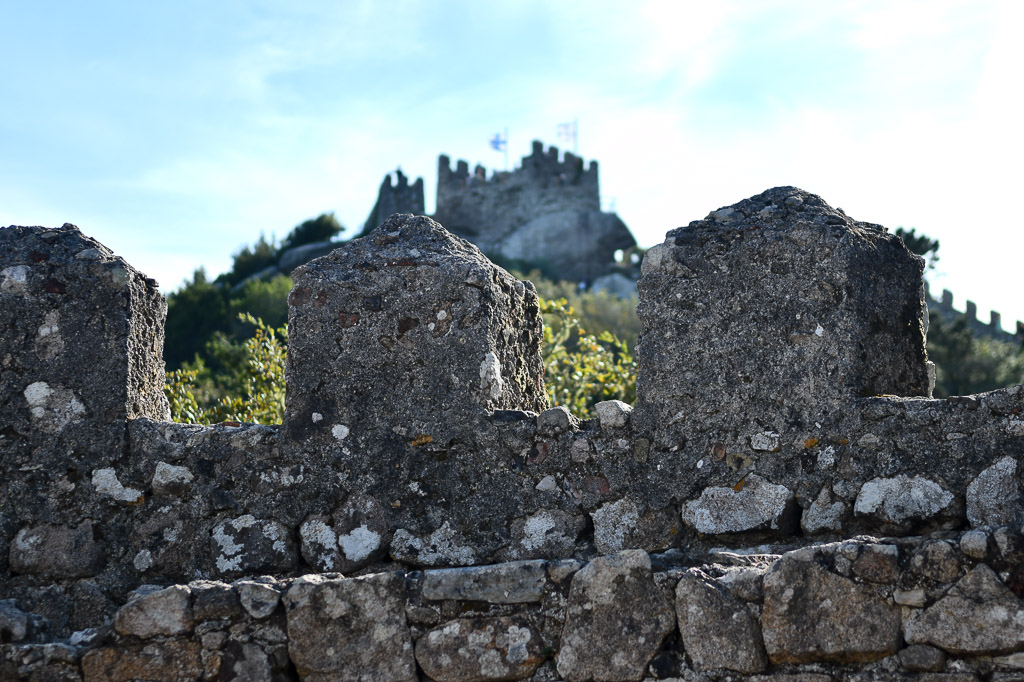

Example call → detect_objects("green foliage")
928 315 1024 397
164 268 231 369
540 297 636 418
225 233 278 286
520 269 639 352
280 212 343 253
165 273 292 372
165 314 287 424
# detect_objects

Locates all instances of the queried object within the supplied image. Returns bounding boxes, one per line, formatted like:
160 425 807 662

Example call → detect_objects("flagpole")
504 127 509 171
574 118 578 155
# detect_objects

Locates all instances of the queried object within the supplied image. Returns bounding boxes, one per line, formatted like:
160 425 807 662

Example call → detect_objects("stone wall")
928 287 1024 345
2 188 1024 681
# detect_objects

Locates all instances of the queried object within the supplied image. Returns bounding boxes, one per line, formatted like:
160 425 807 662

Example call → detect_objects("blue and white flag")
556 121 577 147
489 133 506 151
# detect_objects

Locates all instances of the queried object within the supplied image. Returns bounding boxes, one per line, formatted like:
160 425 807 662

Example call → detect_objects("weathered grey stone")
557 550 675 682
151 461 194 496
852 543 900 584
762 545 901 663
675 569 768 673
278 239 339 274
415 617 545 681
495 210 636 283
219 641 274 682
1 642 81 681
905 564 1024 654
507 509 583 560
537 406 573 436
433 145 633 284
0 600 30 643
635 187 929 453
300 492 390 572
715 565 766 602
421 560 548 603
960 530 990 559
899 644 947 672
547 559 584 584
802 487 845 534
91 467 144 504
284 213 546 451
592 272 637 299
0 226 169 483
114 585 193 638
894 588 928 607
592 498 681 554
190 580 243 622
285 573 416 682
210 515 297 577
234 579 281 619
909 540 962 584
993 652 1024 669
682 475 796 534
854 475 955 526
595 400 632 429
9 522 103 579
966 456 1019 527
391 521 477 567
995 525 1024 562
81 640 202 682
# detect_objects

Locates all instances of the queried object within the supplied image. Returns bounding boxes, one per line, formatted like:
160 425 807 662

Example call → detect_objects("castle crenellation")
932 286 1024 344
2 188 1024 681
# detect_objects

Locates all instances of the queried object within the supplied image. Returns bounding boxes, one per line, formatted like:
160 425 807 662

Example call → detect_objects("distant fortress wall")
928 286 1024 344
365 140 634 282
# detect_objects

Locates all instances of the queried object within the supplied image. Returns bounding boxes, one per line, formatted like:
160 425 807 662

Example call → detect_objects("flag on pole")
556 120 577 151
489 132 506 152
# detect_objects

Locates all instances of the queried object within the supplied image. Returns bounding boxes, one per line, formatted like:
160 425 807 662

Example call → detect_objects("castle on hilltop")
363 140 636 282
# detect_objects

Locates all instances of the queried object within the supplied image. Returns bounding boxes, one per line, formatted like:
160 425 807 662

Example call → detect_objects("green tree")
280 212 344 253
224 233 278 287
928 315 1024 397
540 297 636 418
165 314 287 424
164 267 230 369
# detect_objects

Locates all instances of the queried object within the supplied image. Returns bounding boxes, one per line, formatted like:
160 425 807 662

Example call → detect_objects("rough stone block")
675 569 768 673
682 475 797 535
854 475 956 529
9 522 104 579
81 640 202 682
905 564 1024 655
762 545 901 663
284 214 546 456
591 497 681 553
299 492 390 573
635 187 929 450
966 456 1020 528
899 644 948 672
284 573 416 682
415 617 545 681
0 225 169 465
557 550 675 681
210 515 297 578
114 585 193 638
421 560 548 604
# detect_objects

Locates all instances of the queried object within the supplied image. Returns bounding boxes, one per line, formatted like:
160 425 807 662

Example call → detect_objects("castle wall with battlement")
433 141 601 250
2 191 1024 681
929 287 1024 345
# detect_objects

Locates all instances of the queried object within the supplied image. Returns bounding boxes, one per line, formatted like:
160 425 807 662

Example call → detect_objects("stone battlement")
929 287 1024 345
2 190 1024 681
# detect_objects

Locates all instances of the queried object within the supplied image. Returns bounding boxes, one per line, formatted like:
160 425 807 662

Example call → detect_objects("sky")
3 0 1022 330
